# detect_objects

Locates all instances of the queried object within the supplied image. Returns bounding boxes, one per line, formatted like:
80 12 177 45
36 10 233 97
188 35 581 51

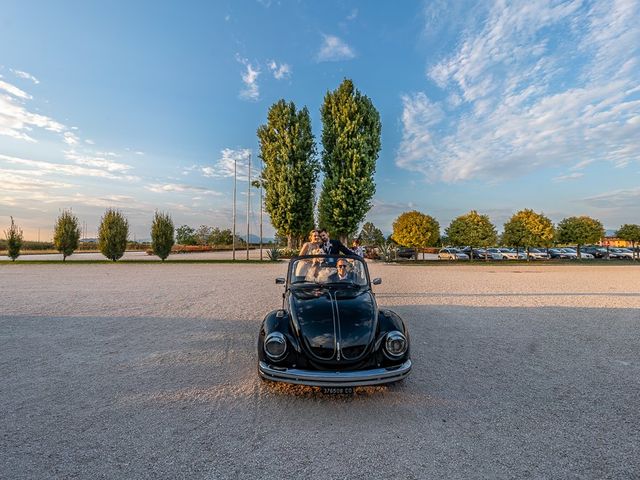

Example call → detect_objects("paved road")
1 263 639 479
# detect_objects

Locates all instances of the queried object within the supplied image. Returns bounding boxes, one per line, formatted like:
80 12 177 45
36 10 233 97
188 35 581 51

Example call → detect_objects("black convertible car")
258 255 411 389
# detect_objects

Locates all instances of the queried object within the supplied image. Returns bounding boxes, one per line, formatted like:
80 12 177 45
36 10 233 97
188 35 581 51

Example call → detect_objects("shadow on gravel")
2 307 639 479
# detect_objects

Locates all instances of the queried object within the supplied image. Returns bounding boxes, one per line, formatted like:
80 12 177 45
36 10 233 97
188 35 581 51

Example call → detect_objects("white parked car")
563 247 594 259
527 248 550 260
610 248 634 259
498 248 526 260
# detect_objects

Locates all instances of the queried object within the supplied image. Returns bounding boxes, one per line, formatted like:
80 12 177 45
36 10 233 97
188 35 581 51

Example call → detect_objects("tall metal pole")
260 157 263 261
232 156 236 260
246 152 251 260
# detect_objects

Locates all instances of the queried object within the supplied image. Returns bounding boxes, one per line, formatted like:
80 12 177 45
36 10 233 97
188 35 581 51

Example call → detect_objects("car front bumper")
258 359 412 387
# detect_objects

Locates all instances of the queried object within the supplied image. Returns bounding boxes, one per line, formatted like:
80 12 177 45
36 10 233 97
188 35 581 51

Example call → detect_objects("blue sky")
1 0 639 241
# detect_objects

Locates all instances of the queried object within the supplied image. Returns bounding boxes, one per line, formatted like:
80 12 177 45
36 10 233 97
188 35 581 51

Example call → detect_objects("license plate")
321 387 354 395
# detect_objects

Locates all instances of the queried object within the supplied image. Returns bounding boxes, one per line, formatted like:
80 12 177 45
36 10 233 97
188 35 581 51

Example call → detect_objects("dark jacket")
321 239 355 256
327 271 356 283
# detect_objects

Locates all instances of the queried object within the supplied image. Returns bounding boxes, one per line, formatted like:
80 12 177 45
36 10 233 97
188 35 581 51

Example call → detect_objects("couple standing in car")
299 228 356 257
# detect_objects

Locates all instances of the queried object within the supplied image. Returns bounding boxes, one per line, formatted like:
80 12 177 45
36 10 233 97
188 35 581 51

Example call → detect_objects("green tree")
616 224 640 260
175 225 197 245
195 225 212 246
358 221 385 247
151 211 174 261
318 79 381 242
98 209 129 262
503 209 555 260
391 211 440 261
53 209 81 261
4 216 23 261
257 99 318 248
556 216 604 257
445 210 497 262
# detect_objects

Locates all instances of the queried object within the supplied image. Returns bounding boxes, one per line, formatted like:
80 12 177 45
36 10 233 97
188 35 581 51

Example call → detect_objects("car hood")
289 287 376 363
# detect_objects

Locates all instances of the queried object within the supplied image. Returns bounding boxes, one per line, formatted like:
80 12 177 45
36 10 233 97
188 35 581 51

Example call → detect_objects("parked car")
582 246 609 258
438 248 469 260
549 248 572 259
609 247 634 259
498 248 526 260
258 255 411 391
486 248 505 260
460 246 485 260
396 247 417 259
527 248 550 260
563 247 594 259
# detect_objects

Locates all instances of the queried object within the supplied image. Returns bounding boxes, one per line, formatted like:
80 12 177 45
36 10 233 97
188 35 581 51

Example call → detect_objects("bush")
98 209 129 261
151 211 174 261
53 209 81 261
278 247 299 258
4 217 23 261
266 247 280 261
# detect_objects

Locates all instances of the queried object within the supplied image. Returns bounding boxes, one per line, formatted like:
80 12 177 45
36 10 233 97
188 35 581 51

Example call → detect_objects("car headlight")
384 331 407 358
264 332 287 360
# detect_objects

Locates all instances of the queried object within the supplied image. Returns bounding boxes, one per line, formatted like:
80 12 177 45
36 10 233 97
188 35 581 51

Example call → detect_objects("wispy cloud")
397 0 640 183
201 148 253 181
236 55 260 101
553 172 584 182
63 150 133 173
0 153 137 181
317 34 356 62
268 60 291 80
0 79 65 142
583 187 640 208
145 183 222 195
346 9 358 21
10 69 40 84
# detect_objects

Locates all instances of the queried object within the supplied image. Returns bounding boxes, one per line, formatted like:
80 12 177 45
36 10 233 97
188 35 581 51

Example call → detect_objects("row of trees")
358 210 640 260
257 78 381 247
3 210 175 262
174 224 244 247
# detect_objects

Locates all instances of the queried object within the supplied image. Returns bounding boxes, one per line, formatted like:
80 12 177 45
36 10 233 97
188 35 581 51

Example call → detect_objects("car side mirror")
372 278 382 285
275 277 285 284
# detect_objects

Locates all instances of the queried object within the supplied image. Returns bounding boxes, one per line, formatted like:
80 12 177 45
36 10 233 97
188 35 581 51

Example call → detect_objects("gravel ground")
1 262 639 479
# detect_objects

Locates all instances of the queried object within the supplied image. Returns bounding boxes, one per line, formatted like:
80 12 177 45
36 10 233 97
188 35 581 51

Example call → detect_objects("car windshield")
289 255 369 287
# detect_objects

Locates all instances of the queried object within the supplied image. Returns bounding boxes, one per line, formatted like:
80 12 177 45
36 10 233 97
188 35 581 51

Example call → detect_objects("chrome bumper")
258 359 412 387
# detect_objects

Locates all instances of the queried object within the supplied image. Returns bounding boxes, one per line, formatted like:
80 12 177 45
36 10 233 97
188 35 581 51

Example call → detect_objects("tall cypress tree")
257 100 318 248
318 79 381 241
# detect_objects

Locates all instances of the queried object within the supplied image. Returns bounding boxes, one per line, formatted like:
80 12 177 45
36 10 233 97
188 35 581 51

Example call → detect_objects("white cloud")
145 183 222 195
268 60 291 80
0 80 32 99
0 169 72 191
317 34 356 62
64 150 133 173
10 69 40 84
397 0 640 183
63 131 79 145
0 153 137 181
346 9 358 21
0 81 65 142
200 148 253 181
236 55 260 101
552 172 584 182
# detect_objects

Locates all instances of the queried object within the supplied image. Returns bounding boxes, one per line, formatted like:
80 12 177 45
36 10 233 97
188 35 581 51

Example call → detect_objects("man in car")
319 229 357 256
327 259 356 282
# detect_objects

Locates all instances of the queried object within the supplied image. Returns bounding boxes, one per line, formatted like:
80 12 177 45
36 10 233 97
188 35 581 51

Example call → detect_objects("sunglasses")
337 264 347 268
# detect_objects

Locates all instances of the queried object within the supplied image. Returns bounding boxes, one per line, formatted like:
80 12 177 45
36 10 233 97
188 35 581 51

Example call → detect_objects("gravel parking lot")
2 262 639 479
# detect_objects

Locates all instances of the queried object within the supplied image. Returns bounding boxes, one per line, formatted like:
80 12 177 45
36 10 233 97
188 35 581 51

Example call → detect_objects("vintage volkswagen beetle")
258 255 411 389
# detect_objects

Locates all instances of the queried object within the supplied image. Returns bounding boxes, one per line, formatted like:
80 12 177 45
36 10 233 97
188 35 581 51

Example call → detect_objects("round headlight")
264 332 287 360
384 331 407 358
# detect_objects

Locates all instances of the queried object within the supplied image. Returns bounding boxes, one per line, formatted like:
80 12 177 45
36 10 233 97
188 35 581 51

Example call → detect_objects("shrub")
151 211 174 261
266 247 280 261
4 217 23 261
98 209 129 261
53 209 81 261
278 247 299 258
